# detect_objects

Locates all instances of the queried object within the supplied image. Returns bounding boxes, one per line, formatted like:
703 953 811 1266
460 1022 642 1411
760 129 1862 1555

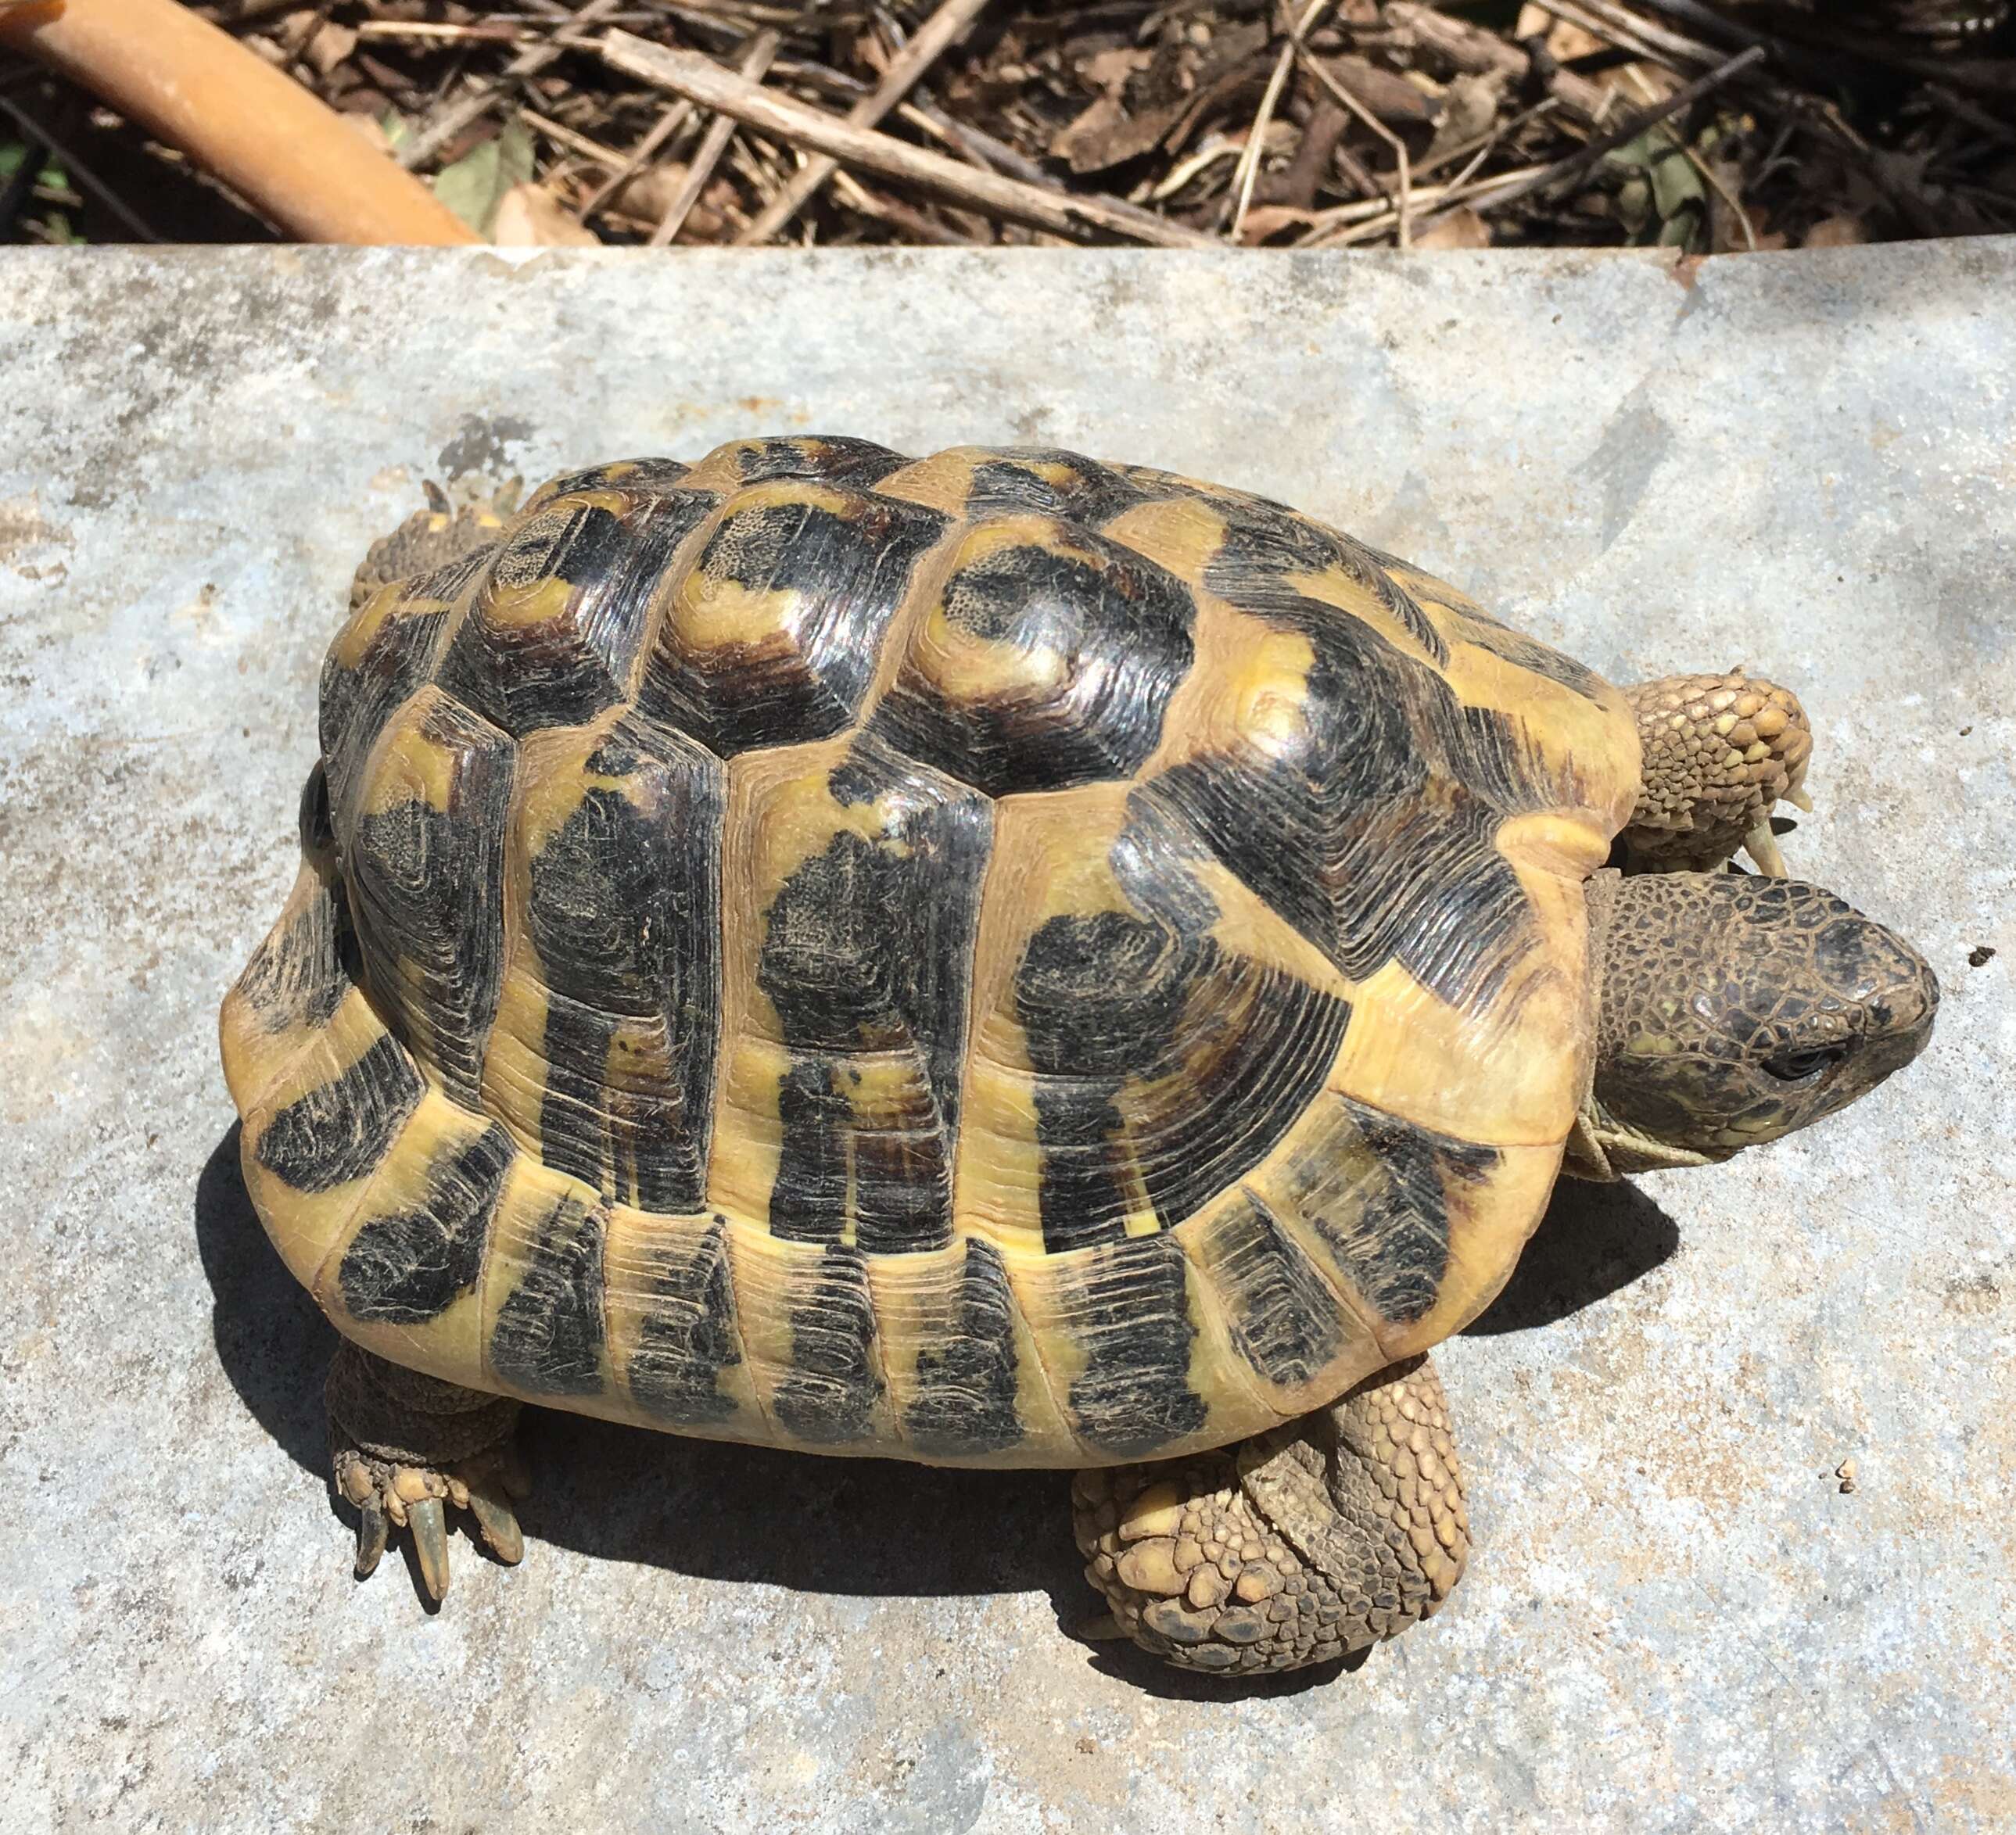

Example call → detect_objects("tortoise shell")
221 437 1638 1468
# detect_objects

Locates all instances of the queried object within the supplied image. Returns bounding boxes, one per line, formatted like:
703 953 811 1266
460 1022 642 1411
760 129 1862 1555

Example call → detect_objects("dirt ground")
3 1 2014 252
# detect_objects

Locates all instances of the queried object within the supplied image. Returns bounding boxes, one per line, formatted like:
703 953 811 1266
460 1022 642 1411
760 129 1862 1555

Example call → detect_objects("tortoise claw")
408 1497 451 1600
331 1431 529 1601
465 1482 524 1565
355 1499 389 1579
1742 817 1788 876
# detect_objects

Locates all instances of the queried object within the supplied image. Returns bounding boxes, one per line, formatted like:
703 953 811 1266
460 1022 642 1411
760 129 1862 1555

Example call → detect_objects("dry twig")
648 24 777 243
396 0 626 171
1300 39 1414 247
738 0 994 245
599 29 1218 247
1415 44 1767 227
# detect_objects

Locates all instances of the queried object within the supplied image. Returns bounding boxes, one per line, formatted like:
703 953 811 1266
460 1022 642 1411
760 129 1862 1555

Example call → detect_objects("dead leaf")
491 183 601 248
1412 206 1491 249
1053 95 1186 174
303 20 356 77
433 120 535 237
1236 203 1319 242
1803 214 1868 247
1310 55 1439 127
602 166 723 240
1424 73 1503 163
605 163 693 221
1516 6 1606 61
1078 45 1150 97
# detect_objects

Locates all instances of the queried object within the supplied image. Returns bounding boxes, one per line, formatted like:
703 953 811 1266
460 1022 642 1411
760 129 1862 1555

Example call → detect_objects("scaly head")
1571 870 1939 1178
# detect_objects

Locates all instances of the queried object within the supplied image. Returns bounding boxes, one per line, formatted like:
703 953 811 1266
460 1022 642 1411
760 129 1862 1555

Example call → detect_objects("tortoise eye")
1762 1045 1845 1083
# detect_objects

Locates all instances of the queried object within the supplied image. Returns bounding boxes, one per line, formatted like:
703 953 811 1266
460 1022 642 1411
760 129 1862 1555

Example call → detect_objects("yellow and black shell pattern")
221 438 1640 1469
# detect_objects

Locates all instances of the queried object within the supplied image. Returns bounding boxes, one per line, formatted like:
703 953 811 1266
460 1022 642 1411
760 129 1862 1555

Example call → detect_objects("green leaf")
1 144 70 189
432 120 535 238
1617 174 1653 238
1648 143 1705 221
1602 128 1666 175
1658 208 1703 253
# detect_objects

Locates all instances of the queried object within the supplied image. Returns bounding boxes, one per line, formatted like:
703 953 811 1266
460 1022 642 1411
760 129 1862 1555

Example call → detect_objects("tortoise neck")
1569 869 1716 1181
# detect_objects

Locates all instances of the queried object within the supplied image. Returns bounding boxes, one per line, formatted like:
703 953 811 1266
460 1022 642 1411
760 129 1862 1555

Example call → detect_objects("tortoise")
219 435 1938 1676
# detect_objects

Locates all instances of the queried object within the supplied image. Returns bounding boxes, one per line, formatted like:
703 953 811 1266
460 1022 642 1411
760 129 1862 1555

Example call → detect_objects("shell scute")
436 490 698 737
633 479 947 757
484 711 723 1215
486 1179 609 1400
345 685 514 1107
868 511 1196 798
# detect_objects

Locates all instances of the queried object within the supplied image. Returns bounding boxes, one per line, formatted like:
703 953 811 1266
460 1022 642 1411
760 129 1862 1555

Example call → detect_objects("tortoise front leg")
1071 1356 1469 1676
327 1341 529 1600
1620 669 1813 875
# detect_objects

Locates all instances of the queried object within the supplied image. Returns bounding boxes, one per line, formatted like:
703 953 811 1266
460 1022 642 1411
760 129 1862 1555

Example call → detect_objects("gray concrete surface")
2 242 2011 1833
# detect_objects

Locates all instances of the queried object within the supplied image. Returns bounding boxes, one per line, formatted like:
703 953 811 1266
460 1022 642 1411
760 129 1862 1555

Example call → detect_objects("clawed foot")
332 1432 530 1600
325 1342 529 1601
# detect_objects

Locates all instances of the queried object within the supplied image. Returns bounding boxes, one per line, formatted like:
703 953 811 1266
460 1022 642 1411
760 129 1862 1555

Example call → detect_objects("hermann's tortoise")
221 437 1938 1676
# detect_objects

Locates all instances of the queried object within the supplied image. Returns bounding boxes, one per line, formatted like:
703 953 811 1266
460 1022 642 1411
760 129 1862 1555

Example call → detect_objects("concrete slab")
2 242 2011 1833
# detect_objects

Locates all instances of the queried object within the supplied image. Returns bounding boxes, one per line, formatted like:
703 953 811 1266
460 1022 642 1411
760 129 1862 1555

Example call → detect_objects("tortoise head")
1572 870 1939 1177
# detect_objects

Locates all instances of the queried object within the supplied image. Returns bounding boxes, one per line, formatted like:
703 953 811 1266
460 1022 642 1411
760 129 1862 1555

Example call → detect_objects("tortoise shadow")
1465 1175 1681 1335
195 1127 1080 1611
194 1128 1677 1671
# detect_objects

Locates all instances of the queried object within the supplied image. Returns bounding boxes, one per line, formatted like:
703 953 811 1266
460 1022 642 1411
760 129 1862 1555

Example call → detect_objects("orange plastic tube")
0 0 480 243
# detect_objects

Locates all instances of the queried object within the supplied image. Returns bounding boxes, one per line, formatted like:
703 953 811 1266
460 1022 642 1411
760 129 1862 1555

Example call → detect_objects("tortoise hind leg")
1620 669 1813 874
1071 1355 1469 1676
349 477 522 609
327 1341 529 1600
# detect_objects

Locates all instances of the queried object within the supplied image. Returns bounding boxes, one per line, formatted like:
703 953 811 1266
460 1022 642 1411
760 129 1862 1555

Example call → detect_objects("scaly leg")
1621 668 1813 874
349 477 522 609
1071 1356 1469 1676
327 1340 528 1600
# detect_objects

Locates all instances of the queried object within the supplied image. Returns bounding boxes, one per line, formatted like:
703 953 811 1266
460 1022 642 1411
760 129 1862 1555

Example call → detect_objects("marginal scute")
228 831 351 1042
772 1241 887 1446
523 455 695 509
253 1033 424 1195
487 1170 609 1398
956 447 1149 529
318 574 461 826
607 1210 753 1428
678 433 911 492
896 1236 1025 1457
1013 1230 1209 1460
725 1227 893 1450
332 1116 515 1327
1178 1190 1357 1402
1243 1093 1508 1342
